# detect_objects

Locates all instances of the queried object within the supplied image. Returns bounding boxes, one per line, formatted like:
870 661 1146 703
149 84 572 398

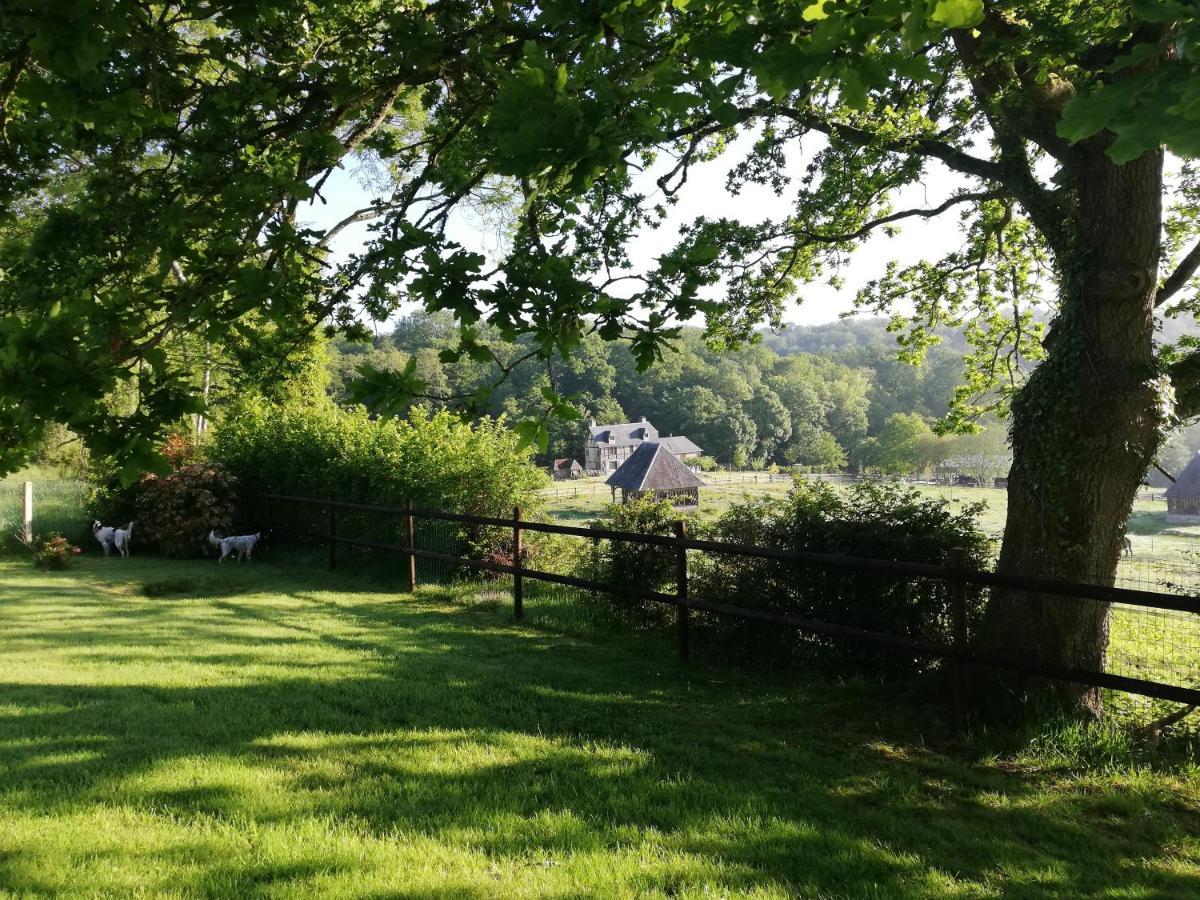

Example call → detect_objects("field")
1 555 1198 897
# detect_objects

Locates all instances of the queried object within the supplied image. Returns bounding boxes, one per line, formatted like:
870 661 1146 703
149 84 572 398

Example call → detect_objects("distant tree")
871 413 937 475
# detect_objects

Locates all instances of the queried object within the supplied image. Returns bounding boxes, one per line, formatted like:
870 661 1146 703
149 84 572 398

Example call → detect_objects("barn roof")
588 419 657 446
1165 454 1200 498
553 458 582 471
605 442 705 492
659 434 702 455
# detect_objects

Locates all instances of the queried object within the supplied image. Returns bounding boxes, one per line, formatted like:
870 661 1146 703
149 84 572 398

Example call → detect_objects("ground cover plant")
1 555 1198 897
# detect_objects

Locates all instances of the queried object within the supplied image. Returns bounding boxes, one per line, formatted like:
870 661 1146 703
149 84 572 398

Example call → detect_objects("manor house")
584 416 701 475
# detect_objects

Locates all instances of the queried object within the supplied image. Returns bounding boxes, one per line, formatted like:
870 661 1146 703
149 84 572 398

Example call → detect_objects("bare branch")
318 203 392 248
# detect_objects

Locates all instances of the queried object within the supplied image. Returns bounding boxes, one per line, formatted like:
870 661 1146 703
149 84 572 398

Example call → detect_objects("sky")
303 134 969 329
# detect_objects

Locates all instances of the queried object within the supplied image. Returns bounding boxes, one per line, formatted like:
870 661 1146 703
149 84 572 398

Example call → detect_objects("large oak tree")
4 1 1200 713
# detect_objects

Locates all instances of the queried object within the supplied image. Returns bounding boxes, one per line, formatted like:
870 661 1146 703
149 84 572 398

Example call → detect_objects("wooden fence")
252 492 1200 711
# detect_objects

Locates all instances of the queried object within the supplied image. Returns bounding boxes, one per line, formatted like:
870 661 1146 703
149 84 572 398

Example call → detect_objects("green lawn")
1 557 1199 897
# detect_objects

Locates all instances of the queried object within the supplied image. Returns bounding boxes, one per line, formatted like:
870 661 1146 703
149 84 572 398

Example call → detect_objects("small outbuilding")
1165 454 1200 524
551 458 583 480
605 441 704 507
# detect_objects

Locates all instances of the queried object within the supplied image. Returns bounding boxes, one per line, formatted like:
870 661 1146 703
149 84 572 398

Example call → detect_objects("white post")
22 481 33 543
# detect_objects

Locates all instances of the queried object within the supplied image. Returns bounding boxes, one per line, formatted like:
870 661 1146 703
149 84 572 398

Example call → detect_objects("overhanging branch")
785 190 1000 245
1157 238 1200 308
773 105 1006 185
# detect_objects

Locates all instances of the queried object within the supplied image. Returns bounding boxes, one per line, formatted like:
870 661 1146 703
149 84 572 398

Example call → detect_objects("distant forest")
324 313 1010 473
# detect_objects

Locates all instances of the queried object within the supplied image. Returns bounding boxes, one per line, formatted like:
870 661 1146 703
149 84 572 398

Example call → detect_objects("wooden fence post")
591 534 601 600
21 481 33 544
676 519 690 664
405 499 417 592
513 505 524 620
327 502 337 570
949 546 969 729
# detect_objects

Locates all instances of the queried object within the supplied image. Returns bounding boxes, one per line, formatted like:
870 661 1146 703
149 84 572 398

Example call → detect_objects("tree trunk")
977 147 1166 718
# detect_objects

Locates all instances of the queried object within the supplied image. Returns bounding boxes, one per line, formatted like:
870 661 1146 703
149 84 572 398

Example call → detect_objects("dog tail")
207 530 220 547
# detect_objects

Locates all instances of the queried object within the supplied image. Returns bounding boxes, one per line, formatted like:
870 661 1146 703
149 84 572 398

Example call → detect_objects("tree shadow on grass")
0 563 1198 896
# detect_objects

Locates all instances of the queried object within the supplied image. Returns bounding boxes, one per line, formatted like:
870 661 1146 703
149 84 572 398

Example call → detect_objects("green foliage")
210 398 547 517
134 463 239 559
590 498 699 628
690 479 991 678
329 319 878 468
857 412 937 475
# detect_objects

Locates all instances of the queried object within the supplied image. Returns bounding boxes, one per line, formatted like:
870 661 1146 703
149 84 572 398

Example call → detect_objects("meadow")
1 555 1198 897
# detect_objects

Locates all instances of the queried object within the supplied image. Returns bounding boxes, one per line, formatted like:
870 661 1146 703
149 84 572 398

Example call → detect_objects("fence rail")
251 491 1200 711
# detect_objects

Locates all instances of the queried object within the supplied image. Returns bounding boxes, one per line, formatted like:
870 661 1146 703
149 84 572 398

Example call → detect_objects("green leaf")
802 1 830 21
1057 83 1137 143
929 0 983 29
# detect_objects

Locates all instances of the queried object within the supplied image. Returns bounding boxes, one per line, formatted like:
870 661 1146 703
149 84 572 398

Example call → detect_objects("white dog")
208 530 261 563
92 520 116 556
113 522 133 558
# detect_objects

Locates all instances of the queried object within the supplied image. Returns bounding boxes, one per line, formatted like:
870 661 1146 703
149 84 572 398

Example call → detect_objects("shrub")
32 533 81 569
210 398 547 561
695 456 720 472
689 479 991 678
589 498 700 629
135 463 239 558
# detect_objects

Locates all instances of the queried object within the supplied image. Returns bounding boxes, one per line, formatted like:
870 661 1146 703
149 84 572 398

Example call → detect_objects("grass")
2 555 1200 897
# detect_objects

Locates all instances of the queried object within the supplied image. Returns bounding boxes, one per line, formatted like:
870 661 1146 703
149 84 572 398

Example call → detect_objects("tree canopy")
3 1 1196 474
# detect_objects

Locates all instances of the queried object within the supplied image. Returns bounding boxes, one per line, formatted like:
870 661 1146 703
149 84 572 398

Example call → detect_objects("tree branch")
318 203 393 248
785 190 1000 244
0 39 31 157
773 105 1006 184
1157 238 1200 308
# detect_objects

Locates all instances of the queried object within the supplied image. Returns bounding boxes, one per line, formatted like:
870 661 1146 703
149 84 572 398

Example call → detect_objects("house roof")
553 458 582 471
605 442 705 492
659 434 702 455
1166 454 1200 498
588 419 657 446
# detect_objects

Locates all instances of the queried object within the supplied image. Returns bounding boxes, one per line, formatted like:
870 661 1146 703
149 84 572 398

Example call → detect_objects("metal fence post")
327 502 337 570
21 481 33 544
513 506 524 620
405 499 417 592
676 519 690 663
949 546 970 728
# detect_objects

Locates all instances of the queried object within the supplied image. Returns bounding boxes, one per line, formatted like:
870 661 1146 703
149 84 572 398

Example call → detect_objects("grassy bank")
0 556 1197 896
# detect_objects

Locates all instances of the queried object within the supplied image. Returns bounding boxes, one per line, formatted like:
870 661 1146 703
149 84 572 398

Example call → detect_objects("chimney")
588 417 596 427
640 416 647 422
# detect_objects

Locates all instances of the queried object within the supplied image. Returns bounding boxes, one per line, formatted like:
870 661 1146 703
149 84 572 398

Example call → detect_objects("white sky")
305 135 968 328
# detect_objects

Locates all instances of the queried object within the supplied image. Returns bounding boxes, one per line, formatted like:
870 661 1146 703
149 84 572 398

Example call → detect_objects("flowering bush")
135 463 239 558
32 534 80 569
